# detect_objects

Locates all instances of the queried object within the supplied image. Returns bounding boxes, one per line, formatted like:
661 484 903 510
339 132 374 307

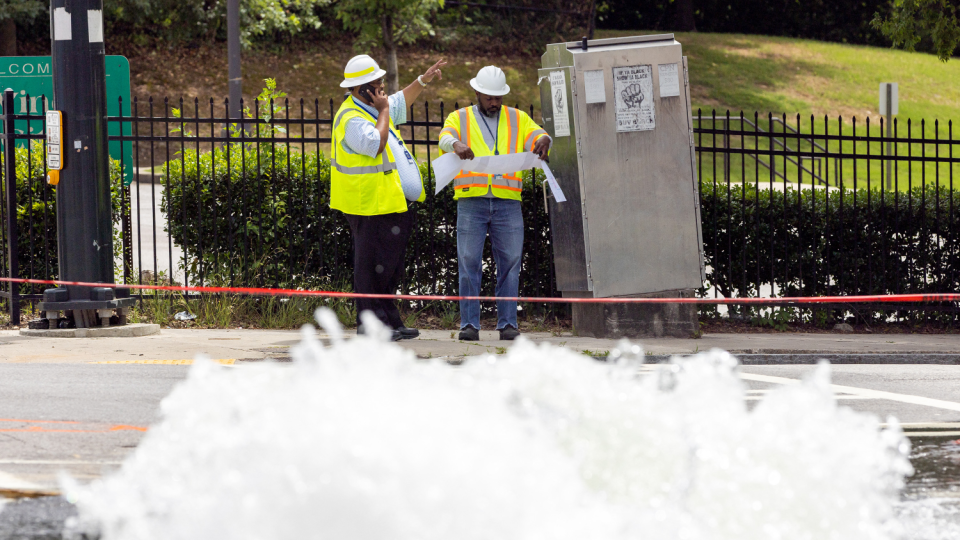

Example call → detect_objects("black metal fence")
2 88 960 324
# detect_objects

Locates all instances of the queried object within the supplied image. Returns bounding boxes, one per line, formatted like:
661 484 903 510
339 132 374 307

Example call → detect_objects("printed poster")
549 70 571 137
613 65 655 132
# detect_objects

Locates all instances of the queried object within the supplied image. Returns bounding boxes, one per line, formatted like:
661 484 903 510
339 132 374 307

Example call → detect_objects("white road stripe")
890 422 960 429
0 459 123 466
0 470 42 490
740 372 960 412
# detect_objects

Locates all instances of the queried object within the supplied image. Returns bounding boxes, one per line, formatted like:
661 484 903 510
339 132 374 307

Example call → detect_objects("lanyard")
478 107 500 155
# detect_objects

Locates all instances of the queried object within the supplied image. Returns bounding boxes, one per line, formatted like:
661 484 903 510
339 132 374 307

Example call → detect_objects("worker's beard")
480 104 501 117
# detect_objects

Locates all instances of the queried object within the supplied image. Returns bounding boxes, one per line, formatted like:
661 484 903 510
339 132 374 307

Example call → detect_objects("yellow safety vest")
330 96 425 216
439 106 548 201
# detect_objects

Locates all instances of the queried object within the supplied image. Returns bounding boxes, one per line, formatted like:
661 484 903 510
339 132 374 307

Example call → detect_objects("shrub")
1 142 125 290
161 144 559 315
699 181 960 322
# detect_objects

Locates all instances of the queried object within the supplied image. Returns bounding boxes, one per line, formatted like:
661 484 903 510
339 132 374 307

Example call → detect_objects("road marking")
740 372 960 412
743 394 874 401
90 359 236 365
0 419 147 433
0 470 41 490
900 431 960 437
0 459 123 466
889 422 960 429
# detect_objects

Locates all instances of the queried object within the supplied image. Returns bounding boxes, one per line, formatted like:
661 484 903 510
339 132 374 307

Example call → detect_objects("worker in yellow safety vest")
331 54 446 341
438 66 551 341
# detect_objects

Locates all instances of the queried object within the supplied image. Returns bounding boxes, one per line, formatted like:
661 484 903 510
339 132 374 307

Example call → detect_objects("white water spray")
63 310 914 540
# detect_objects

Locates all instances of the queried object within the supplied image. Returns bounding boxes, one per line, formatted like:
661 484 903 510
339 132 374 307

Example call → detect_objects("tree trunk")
674 0 696 32
1 18 16 57
587 0 597 40
381 15 399 95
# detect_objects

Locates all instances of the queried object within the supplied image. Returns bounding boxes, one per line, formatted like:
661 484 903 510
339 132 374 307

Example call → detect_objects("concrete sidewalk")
1 327 959 364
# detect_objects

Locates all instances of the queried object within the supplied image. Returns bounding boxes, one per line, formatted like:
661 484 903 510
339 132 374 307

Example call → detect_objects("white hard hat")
340 55 387 88
470 66 510 96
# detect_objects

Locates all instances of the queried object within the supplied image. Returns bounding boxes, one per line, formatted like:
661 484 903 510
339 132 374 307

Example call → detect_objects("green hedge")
699 181 960 320
161 144 960 322
2 142 125 290
161 143 557 308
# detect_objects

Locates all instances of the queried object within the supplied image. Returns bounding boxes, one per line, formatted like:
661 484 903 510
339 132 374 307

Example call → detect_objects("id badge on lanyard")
402 146 415 166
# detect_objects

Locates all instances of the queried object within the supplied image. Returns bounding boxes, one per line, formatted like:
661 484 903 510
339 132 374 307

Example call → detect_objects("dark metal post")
38 0 135 329
885 83 893 191
2 89 19 325
51 0 112 292
228 0 242 123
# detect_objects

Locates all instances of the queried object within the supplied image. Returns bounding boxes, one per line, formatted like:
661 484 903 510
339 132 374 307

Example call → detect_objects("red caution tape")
1 277 958 305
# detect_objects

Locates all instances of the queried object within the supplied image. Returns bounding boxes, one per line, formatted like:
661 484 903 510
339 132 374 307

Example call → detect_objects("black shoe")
458 325 479 341
395 327 419 340
499 325 520 341
358 325 403 342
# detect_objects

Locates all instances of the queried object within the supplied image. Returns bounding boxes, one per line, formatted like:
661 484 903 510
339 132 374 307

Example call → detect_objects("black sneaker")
395 327 419 340
390 329 403 342
499 325 520 341
458 325 479 341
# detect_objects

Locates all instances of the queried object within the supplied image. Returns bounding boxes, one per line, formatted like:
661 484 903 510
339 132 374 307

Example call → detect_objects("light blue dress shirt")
343 93 423 202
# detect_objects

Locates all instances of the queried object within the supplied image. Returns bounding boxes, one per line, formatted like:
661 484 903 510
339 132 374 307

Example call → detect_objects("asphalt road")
3 359 960 539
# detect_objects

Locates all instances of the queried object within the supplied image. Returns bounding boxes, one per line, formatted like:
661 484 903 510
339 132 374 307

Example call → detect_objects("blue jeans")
457 197 524 330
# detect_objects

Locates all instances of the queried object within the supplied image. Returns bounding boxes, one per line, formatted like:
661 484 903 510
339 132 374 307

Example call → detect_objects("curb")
642 353 960 364
19 323 161 338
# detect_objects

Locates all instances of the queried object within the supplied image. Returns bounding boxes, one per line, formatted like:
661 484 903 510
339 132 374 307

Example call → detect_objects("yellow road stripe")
90 359 236 365
902 431 960 437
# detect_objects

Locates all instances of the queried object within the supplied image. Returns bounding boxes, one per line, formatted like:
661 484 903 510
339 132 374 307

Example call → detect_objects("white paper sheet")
584 70 606 104
549 71 571 137
432 152 565 203
658 63 680 98
87 10 104 43
53 7 72 41
613 65 655 132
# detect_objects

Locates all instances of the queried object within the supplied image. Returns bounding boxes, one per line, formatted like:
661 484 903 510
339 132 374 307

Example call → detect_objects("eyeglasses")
369 78 384 88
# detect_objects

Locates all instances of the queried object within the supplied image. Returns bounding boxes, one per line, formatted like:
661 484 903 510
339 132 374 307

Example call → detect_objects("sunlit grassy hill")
129 30 960 122
127 31 960 187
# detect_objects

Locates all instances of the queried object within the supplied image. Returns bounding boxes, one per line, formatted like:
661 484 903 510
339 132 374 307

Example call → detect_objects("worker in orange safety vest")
438 65 551 342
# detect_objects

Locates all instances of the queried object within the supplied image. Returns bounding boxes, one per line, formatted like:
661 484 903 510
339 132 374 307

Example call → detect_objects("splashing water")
64 310 915 540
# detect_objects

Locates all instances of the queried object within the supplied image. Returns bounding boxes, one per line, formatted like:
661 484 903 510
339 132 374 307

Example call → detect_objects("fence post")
2 89 19 325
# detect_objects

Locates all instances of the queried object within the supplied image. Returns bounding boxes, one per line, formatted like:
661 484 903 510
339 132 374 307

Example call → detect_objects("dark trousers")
344 206 417 328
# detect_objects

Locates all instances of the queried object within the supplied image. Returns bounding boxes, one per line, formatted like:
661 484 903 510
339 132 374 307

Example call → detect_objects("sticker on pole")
613 65 655 132
549 70 571 137
46 110 63 185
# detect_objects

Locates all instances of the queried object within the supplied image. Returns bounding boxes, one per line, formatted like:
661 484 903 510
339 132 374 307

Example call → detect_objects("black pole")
38 0 135 329
228 0 242 123
2 89 19 325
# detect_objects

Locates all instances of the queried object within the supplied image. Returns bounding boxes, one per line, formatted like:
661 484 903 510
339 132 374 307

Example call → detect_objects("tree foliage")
0 0 45 22
100 0 329 47
872 0 960 61
335 0 444 93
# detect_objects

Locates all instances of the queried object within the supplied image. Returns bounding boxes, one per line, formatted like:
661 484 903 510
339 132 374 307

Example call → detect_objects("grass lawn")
124 30 960 185
128 30 960 121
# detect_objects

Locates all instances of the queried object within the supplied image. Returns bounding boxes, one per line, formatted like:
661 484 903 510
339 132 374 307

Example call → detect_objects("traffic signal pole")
35 0 135 329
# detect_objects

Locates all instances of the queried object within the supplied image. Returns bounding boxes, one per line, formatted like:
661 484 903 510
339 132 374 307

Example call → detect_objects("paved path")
126 180 184 284
1 328 960 494
2 328 960 363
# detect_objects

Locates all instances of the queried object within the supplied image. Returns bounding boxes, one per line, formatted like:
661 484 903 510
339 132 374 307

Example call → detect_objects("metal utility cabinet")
539 34 704 337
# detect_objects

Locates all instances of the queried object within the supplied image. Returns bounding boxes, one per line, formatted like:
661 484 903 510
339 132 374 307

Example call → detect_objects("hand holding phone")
359 83 375 103
369 86 389 113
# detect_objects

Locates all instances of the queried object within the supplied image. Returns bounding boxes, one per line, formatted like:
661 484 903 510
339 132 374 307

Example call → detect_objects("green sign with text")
0 55 133 185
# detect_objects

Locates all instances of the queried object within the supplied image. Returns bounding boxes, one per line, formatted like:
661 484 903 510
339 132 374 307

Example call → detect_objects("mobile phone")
359 83 376 102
